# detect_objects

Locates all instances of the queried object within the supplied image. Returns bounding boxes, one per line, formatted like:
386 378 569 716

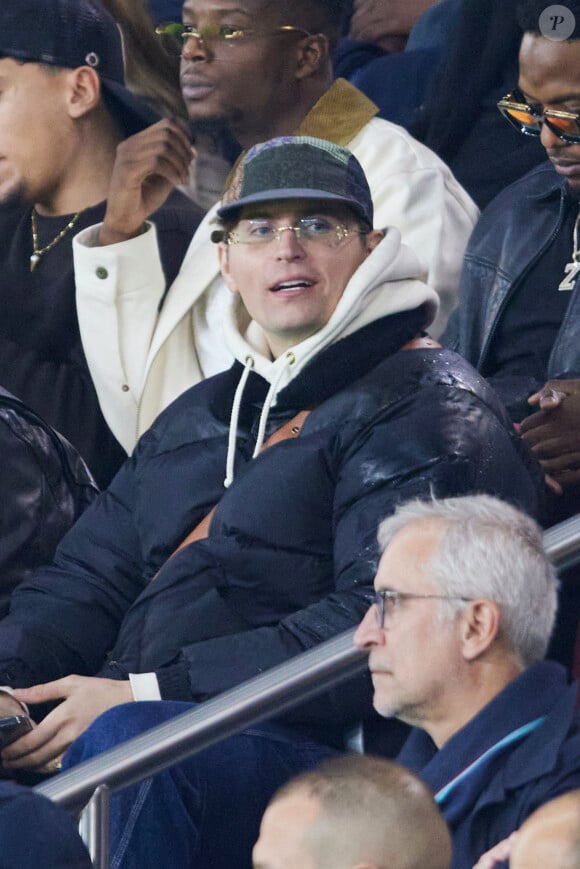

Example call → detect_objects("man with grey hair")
355 494 580 869
252 754 452 869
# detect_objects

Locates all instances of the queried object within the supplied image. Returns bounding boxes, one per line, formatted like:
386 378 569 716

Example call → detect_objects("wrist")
0 687 29 716
98 222 147 246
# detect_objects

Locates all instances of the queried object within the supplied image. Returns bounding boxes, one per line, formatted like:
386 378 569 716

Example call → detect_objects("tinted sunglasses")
497 90 580 143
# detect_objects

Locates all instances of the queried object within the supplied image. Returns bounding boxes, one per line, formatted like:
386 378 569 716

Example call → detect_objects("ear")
295 33 330 79
459 600 502 662
218 242 240 295
65 66 102 119
365 230 384 255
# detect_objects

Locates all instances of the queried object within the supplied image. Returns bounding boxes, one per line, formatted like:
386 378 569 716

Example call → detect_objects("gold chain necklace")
30 209 81 272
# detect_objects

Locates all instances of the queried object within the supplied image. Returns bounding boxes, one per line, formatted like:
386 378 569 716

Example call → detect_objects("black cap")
0 0 160 136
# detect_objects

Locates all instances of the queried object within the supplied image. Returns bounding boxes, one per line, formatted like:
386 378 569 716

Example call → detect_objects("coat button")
121 384 130 392
96 266 109 279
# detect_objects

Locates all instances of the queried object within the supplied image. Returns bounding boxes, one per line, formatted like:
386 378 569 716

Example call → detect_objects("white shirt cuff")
0 686 29 715
128 673 162 701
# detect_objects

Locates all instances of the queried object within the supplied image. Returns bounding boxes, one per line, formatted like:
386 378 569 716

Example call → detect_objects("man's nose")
540 121 568 151
181 33 213 61
354 605 384 650
275 227 306 260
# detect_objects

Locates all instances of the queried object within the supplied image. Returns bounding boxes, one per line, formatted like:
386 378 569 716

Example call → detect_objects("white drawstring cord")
224 356 254 488
252 363 288 458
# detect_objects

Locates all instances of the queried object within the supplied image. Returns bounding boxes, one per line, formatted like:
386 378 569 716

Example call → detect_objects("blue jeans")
64 702 336 869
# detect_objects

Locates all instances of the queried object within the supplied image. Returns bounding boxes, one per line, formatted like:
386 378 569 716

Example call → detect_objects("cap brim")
217 188 372 226
101 78 161 137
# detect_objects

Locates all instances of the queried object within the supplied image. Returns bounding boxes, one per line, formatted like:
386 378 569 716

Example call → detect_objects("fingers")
472 832 518 869
2 713 68 770
527 386 566 410
545 473 563 496
115 119 194 187
102 119 195 241
13 675 78 706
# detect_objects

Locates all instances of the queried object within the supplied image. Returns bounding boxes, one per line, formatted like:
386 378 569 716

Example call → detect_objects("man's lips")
550 158 580 176
180 74 214 100
269 278 315 293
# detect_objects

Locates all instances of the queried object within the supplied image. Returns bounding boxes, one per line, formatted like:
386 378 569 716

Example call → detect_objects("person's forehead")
518 33 580 103
375 520 444 591
182 0 272 19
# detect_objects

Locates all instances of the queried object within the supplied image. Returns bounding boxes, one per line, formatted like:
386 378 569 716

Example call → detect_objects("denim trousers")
64 702 336 869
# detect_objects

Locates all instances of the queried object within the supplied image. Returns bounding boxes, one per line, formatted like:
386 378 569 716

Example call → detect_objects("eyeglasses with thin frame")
225 216 368 249
155 22 312 54
497 90 580 143
373 589 475 630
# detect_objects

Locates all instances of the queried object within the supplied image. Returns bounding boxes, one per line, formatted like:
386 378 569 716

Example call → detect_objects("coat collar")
400 662 577 808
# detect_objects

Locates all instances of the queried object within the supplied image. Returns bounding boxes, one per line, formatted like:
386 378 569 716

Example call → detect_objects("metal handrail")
543 513 580 572
36 630 366 810
34 513 580 818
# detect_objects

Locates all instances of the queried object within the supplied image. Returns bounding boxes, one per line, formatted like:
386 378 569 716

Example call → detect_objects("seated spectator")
0 139 539 869
355 495 580 869
72 0 479 454
443 0 580 523
411 0 546 208
0 0 204 487
253 754 452 869
0 780 91 867
474 790 580 868
0 387 97 614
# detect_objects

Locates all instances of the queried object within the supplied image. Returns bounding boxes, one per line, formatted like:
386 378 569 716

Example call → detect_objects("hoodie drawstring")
224 356 291 488
224 356 254 488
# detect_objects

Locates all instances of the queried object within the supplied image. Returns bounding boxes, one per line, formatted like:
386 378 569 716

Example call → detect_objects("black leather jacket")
0 388 98 613
444 162 580 421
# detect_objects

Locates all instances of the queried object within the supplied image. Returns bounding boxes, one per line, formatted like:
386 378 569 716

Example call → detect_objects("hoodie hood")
224 228 439 387
220 229 439 487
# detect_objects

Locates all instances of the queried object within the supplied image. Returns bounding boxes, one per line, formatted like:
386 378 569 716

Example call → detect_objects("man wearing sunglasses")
445 0 580 529
355 494 580 869
72 0 478 458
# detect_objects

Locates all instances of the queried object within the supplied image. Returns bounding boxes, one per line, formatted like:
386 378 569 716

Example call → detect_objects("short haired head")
214 136 374 234
256 755 452 869
261 0 350 47
377 495 558 668
0 0 159 136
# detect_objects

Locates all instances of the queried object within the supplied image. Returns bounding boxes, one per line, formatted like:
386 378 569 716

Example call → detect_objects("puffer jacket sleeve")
0 452 148 688
151 381 540 726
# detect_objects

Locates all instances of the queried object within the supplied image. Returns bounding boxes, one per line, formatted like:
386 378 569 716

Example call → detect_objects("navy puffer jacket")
0 312 542 738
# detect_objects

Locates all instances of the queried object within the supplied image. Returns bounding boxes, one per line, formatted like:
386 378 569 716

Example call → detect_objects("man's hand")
100 119 195 246
472 833 518 868
1 676 133 771
520 379 580 490
349 0 436 52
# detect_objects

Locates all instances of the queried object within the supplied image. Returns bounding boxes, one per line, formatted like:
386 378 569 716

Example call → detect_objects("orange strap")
401 335 441 351
157 334 438 571
161 410 311 564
